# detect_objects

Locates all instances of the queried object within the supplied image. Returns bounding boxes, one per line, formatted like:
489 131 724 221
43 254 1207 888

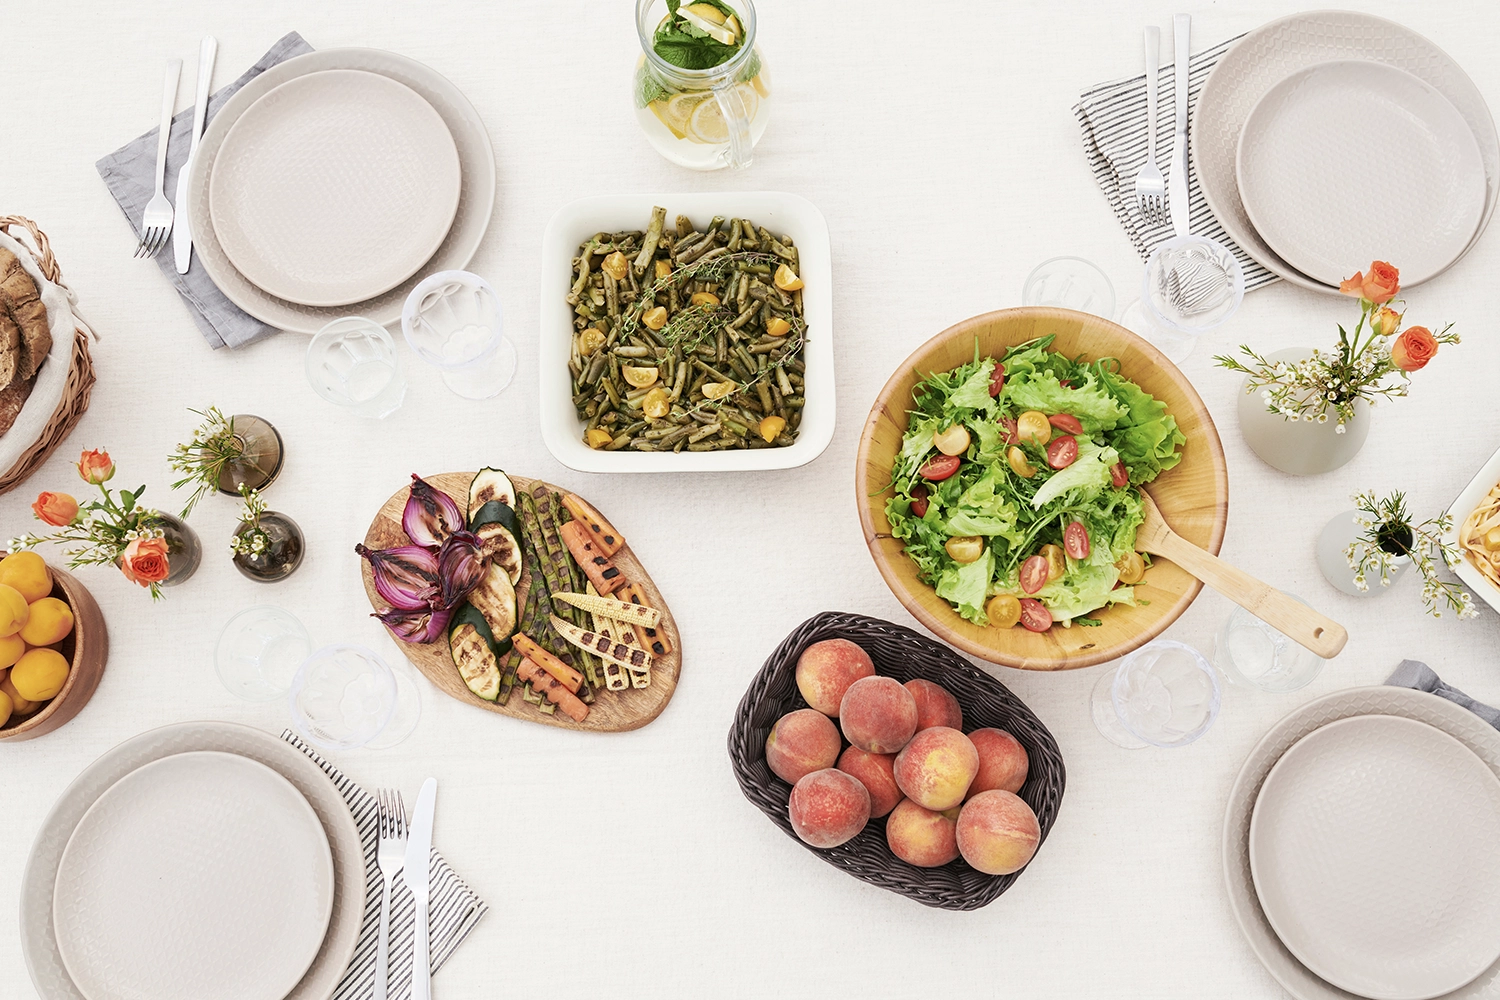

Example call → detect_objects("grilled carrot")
516 659 589 722
513 633 583 693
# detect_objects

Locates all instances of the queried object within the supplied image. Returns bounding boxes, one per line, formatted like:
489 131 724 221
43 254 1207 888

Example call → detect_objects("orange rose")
76 449 114 484
119 536 170 587
1391 326 1438 372
32 492 79 526
1339 261 1400 304
1371 306 1401 337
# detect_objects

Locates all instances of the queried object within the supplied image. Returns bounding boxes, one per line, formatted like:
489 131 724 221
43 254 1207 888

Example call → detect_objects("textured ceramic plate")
1224 688 1500 1000
1249 715 1500 1000
188 48 495 333
210 70 461 307
1195 11 1500 294
1237 61 1484 288
21 723 365 1000
53 751 335 1000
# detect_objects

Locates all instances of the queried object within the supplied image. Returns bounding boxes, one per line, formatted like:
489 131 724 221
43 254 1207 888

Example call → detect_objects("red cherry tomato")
910 485 930 517
919 454 961 481
1046 435 1078 470
1064 520 1090 560
999 416 1020 445
1020 555 1050 594
1019 598 1052 632
1110 462 1129 489
989 362 1006 397
1059 379 1075 389
1048 413 1083 435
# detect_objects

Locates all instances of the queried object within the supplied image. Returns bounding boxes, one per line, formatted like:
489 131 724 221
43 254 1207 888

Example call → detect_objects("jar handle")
711 81 753 170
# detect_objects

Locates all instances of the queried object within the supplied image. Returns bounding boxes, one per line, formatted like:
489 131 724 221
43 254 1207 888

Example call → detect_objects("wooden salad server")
1137 491 1348 659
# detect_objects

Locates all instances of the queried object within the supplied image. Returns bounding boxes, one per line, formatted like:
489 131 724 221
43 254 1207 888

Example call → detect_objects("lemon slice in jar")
686 85 760 144
651 91 705 141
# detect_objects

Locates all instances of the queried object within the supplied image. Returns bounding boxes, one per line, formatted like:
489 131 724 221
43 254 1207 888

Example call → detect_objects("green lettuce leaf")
1031 440 1120 508
949 357 998 411
936 547 994 623
1004 370 1128 432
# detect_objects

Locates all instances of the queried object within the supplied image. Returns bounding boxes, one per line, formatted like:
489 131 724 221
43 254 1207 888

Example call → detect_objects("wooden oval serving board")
361 472 682 733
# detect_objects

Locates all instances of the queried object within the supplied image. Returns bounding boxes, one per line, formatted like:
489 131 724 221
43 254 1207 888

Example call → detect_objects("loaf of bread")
0 248 50 382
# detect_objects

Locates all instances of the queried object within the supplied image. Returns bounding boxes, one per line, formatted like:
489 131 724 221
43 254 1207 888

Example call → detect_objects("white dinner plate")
187 48 496 333
21 724 365 1000
1194 11 1500 294
53 751 335 1000
210 69 461 307
1237 61 1484 288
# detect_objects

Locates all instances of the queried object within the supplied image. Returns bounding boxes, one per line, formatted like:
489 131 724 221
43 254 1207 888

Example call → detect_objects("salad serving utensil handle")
1136 492 1347 659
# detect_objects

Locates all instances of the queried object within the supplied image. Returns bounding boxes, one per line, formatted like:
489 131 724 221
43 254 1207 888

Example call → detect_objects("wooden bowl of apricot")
0 552 108 742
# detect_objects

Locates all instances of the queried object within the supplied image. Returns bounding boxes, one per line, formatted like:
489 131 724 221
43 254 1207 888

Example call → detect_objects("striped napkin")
281 732 488 1000
1073 32 1278 293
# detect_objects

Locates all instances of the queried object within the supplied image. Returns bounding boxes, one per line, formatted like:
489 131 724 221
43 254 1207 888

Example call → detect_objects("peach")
904 678 963 731
885 799 960 867
956 790 1040 875
968 728 1030 797
840 675 918 753
795 638 875 716
894 726 979 811
836 746 902 818
788 768 870 849
765 708 842 785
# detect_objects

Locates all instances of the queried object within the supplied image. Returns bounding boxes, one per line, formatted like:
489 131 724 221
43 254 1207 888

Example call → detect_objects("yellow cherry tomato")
933 424 971 457
642 306 669 331
585 428 613 449
945 536 986 564
601 251 629 281
578 327 605 357
622 366 660 388
759 415 786 443
766 317 791 338
1017 410 1051 444
773 264 804 291
1007 446 1036 478
1116 551 1146 585
689 291 721 308
701 381 737 400
642 387 672 419
654 259 673 281
1039 543 1067 582
986 594 1021 628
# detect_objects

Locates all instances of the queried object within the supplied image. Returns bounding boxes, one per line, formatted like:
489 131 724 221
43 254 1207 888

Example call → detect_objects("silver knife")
402 778 437 1000
1168 13 1191 236
173 35 217 274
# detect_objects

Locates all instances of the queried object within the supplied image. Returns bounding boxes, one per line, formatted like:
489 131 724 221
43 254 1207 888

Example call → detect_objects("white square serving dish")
1446 442 1500 615
539 192 834 473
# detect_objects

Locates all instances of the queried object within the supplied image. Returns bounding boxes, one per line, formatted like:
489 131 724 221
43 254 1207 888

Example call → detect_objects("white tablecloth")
5 3 1500 998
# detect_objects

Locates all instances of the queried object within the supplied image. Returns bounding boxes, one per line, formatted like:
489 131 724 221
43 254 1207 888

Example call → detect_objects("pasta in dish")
1459 482 1500 590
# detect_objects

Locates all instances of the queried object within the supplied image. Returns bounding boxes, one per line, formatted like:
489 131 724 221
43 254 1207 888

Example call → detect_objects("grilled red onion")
354 542 440 611
402 474 464 547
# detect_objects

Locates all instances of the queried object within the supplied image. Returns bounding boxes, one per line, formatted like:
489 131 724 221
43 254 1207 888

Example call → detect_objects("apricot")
0 551 52 603
886 799 960 867
956 790 1041 875
19 597 73 647
0 671 38 715
0 633 24 668
968 728 1030 797
0 584 28 638
765 708 842 785
836 746 902 818
894 726 979 811
0 688 10 728
840 675 918 753
788 768 870 849
795 638 875 716
11 647 69 701
904 678 963 731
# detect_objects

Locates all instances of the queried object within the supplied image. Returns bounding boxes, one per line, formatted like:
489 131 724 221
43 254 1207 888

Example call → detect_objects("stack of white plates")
1193 11 1499 294
1225 687 1500 1000
21 723 366 1000
186 48 496 334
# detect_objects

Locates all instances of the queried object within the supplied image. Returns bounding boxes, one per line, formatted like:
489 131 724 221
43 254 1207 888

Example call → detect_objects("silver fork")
1133 27 1166 227
374 788 408 1000
135 58 182 258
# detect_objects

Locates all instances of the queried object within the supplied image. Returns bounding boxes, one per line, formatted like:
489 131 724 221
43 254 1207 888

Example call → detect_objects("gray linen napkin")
1072 32 1278 292
281 731 488 999
96 32 313 349
1386 659 1500 729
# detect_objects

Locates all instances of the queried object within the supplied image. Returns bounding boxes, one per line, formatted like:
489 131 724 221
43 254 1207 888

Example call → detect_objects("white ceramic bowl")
539 192 835 473
1446 442 1500 616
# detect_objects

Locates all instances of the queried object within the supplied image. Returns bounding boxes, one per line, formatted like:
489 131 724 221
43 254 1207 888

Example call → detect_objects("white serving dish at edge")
1446 441 1500 616
540 192 835 473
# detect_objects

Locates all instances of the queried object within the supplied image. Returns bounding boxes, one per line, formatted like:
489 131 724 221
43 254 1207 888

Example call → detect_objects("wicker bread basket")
0 216 96 496
729 611 1066 910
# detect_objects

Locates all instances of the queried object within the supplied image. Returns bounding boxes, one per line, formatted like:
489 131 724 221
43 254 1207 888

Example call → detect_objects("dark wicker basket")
728 611 1066 911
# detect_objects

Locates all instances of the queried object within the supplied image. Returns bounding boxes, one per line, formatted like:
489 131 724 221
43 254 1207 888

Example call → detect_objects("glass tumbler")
1120 235 1245 364
1215 598 1326 693
306 317 407 419
287 643 421 751
1022 256 1116 319
215 606 312 702
401 270 516 399
1091 639 1222 749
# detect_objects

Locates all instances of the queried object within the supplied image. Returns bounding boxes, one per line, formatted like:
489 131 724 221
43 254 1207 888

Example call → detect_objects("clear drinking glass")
215 606 312 702
287 643 421 751
1121 235 1245 363
1022 256 1116 319
401 270 516 399
306 317 407 419
1090 639 1222 749
1214 597 1326 693
634 0 770 170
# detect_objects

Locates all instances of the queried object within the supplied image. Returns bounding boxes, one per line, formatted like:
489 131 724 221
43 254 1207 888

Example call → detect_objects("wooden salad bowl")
362 472 682 732
0 563 108 741
856 307 1228 671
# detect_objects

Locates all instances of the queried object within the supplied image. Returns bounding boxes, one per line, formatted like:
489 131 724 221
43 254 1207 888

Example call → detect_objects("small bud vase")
1316 509 1409 597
